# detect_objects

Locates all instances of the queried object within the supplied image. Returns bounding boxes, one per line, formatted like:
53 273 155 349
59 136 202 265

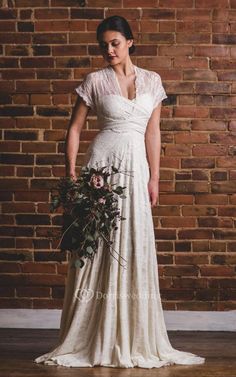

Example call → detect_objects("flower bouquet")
50 164 129 269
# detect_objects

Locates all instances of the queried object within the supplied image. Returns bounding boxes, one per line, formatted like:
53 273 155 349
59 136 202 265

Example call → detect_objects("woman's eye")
99 42 119 49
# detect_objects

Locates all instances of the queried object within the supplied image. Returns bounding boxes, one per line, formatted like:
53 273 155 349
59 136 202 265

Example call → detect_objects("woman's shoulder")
82 67 107 87
85 67 107 78
137 65 162 81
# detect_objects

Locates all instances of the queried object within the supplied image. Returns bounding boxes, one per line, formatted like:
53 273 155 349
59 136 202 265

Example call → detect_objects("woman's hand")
66 171 77 181
147 177 159 208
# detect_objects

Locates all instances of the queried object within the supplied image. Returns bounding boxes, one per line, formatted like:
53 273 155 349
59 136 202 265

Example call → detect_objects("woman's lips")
108 56 116 59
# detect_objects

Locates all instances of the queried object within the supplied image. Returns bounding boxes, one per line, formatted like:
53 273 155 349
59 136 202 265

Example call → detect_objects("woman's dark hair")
96 15 135 55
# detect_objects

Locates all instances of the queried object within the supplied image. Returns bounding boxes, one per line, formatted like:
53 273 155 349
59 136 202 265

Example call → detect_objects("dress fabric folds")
34 64 205 368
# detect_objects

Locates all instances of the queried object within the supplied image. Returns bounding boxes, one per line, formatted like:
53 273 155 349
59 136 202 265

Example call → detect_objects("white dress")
34 64 205 368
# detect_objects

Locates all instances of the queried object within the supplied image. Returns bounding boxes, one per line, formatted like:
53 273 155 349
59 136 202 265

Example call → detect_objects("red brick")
37 69 71 80
71 8 104 19
159 194 194 205
0 214 14 224
0 287 15 297
176 9 211 20
154 229 177 239
16 81 50 93
16 118 50 129
193 145 227 156
195 194 228 204
211 171 227 181
0 226 33 237
164 266 199 277
1 154 34 165
33 45 51 56
15 191 49 202
13 94 29 104
16 287 50 298
177 33 211 44
199 217 233 228
52 45 86 56
160 0 194 7
33 33 67 44
0 21 15 32
182 158 215 168
34 167 52 177
161 217 196 228
22 142 56 153
0 263 21 273
30 179 58 190
0 33 30 44
0 141 20 152
15 214 50 225
182 206 216 216
0 179 28 190
165 144 191 156
0 106 33 117
177 302 217 310
2 203 35 213
174 56 208 68
200 266 234 276
32 298 63 309
17 167 34 177
211 182 236 193
179 229 213 239
15 0 49 5
196 0 229 7
214 229 236 239
21 262 56 274
21 58 54 68
161 289 194 300
173 277 207 288
35 8 69 19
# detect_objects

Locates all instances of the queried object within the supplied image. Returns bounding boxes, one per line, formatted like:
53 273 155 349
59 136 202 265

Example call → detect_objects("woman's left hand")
147 178 159 208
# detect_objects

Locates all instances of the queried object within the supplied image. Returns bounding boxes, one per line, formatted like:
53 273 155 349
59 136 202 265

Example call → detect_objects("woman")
34 15 205 368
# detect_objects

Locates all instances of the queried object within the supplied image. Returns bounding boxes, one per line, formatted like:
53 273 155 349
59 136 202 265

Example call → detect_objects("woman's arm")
145 102 162 207
65 96 90 179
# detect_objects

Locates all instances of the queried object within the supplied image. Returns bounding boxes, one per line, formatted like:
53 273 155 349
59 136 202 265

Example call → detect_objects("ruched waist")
99 119 147 135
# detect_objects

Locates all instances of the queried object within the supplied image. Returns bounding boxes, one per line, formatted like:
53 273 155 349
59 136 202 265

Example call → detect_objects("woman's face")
98 30 133 65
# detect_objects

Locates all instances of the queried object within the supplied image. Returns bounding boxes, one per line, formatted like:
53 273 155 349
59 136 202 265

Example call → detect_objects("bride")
34 15 206 369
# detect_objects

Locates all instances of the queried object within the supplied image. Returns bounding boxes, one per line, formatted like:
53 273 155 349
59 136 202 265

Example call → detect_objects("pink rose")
89 174 104 189
98 197 106 204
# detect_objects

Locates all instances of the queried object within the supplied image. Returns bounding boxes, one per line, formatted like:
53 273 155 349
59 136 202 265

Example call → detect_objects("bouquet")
50 164 129 269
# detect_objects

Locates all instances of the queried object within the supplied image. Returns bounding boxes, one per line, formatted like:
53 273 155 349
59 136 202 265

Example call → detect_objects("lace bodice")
75 64 167 115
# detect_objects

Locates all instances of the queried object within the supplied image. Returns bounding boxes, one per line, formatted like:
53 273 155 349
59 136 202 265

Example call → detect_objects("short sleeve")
152 72 168 109
75 73 95 110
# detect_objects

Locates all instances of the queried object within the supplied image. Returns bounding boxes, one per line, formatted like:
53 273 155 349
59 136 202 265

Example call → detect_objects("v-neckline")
108 64 138 102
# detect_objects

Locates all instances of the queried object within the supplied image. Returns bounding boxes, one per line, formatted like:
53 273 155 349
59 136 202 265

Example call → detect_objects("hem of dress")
34 353 205 369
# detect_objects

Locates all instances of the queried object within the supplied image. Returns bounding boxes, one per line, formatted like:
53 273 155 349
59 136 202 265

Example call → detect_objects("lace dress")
34 64 206 368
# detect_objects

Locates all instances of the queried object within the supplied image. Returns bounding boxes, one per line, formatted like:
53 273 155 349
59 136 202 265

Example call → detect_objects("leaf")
72 237 77 244
111 166 119 173
86 246 94 255
86 234 94 242
74 258 84 268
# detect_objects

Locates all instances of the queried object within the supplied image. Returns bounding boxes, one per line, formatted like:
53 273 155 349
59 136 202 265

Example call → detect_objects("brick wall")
0 0 236 311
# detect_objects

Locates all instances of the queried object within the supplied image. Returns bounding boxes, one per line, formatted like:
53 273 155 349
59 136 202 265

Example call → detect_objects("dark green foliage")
50 164 129 269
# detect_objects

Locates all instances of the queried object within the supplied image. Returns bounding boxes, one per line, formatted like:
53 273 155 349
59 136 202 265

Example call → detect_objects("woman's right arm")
65 96 90 179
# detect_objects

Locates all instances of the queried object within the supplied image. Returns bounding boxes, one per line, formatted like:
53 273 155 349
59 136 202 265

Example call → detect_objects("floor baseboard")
0 309 235 331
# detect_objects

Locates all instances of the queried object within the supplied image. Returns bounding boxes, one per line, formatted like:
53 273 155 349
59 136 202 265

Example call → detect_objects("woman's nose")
107 44 114 54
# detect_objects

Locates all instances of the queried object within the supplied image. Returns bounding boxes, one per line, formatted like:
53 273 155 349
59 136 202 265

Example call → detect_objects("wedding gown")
34 64 205 368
